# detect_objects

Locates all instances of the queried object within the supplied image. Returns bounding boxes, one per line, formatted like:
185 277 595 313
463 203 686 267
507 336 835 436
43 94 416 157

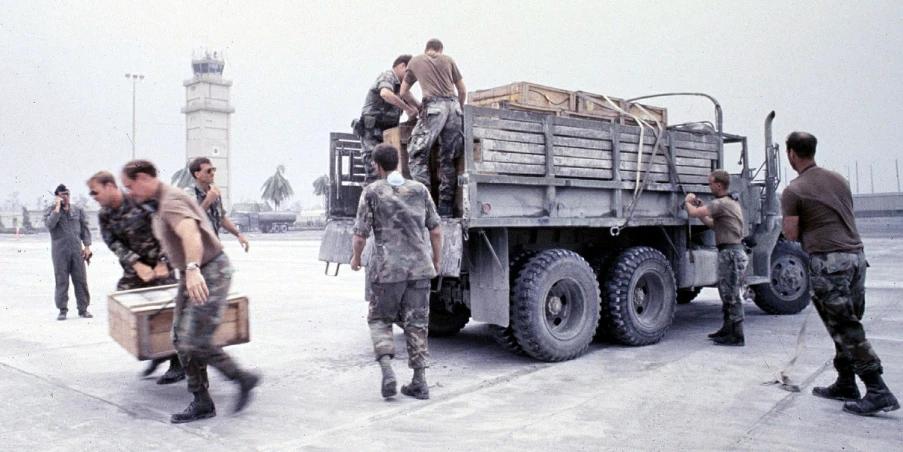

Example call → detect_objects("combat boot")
170 389 216 424
812 371 860 401
712 321 744 346
378 355 397 398
156 356 186 385
401 368 429 400
234 371 261 413
437 201 454 218
708 313 730 339
842 371 900 416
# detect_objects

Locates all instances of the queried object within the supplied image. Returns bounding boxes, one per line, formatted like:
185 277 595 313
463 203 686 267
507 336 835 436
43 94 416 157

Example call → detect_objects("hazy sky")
2 0 902 210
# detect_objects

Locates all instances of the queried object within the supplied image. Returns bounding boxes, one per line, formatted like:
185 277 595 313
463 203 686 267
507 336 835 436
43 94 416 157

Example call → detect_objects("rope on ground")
762 308 813 393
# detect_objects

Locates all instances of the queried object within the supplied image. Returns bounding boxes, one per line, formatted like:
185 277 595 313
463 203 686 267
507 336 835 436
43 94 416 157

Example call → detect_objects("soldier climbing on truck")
319 81 811 363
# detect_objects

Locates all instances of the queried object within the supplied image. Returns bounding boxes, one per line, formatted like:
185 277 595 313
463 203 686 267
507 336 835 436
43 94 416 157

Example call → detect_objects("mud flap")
318 220 374 271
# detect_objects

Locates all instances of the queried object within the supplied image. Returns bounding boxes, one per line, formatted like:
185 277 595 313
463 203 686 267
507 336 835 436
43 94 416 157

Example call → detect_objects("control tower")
181 50 235 211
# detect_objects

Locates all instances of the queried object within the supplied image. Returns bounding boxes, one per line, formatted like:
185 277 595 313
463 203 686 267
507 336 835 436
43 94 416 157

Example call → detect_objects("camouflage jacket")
360 69 403 129
353 173 440 283
98 194 168 270
187 183 223 237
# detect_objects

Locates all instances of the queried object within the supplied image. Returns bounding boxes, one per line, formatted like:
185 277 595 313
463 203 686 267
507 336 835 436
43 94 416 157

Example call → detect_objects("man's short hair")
393 54 412 68
54 184 69 195
123 159 158 179
710 169 731 189
425 39 443 52
87 170 117 188
373 144 399 172
188 157 212 179
786 131 817 160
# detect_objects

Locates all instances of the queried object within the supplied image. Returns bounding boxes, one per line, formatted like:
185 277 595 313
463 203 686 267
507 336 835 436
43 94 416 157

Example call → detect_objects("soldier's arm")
429 224 442 274
221 216 249 252
455 79 467 108
380 87 418 117
78 207 92 247
351 234 366 272
174 217 208 304
43 206 60 229
399 80 419 108
782 216 800 242
99 214 141 268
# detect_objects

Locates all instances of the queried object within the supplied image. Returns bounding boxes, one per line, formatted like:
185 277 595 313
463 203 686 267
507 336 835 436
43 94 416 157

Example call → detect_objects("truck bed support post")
612 123 622 217
543 115 557 217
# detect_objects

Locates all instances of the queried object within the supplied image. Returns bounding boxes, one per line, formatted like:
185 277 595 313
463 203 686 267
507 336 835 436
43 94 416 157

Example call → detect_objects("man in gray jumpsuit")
43 184 92 320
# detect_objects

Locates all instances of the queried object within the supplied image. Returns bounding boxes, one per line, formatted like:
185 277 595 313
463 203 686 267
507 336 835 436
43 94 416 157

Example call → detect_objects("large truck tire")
752 240 810 315
603 246 677 346
489 250 536 356
428 278 470 337
510 249 601 362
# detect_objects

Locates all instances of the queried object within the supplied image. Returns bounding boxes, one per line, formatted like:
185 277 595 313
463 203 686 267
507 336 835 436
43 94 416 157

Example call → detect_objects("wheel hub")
547 296 564 316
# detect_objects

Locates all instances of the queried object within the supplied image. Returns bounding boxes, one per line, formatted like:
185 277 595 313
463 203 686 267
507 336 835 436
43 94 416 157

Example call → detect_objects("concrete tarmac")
1 231 900 451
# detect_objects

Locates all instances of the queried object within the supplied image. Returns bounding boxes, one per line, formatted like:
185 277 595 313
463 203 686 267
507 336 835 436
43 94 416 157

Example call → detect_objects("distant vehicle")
228 202 297 233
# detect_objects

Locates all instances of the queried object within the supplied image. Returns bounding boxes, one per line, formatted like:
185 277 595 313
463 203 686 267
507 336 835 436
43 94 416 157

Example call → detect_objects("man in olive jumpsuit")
43 184 92 320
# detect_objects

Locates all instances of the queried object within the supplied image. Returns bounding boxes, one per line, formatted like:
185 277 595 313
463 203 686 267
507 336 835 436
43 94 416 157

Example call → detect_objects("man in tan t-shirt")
121 159 260 424
399 38 467 217
686 169 749 346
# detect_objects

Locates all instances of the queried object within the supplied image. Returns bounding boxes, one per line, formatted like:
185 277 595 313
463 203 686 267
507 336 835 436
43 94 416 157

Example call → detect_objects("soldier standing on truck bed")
685 169 749 346
399 38 467 217
87 170 185 385
187 157 249 252
350 144 443 400
781 131 899 416
354 55 419 186
121 159 260 424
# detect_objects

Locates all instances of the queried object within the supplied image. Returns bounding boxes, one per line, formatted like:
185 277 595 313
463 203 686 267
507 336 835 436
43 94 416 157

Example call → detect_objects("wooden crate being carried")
108 284 250 360
468 81 667 127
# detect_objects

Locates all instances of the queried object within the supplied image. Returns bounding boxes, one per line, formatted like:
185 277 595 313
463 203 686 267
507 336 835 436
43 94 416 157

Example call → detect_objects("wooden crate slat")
473 127 545 144
473 116 545 133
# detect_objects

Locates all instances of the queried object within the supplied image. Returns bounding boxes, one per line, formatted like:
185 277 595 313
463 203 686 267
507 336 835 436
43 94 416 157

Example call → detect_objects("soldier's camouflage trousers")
809 250 882 376
171 254 246 393
368 278 430 369
717 247 748 324
358 128 384 186
408 99 463 203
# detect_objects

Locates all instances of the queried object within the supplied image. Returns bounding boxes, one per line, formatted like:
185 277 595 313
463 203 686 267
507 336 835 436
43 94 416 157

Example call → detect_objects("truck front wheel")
603 247 677 346
511 249 600 362
752 240 810 315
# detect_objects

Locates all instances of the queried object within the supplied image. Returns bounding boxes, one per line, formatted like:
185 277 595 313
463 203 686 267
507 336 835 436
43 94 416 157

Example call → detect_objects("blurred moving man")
121 160 260 423
187 157 249 251
399 38 466 217
782 131 899 416
354 54 419 185
87 170 185 385
351 144 442 400
685 169 748 346
43 183 92 320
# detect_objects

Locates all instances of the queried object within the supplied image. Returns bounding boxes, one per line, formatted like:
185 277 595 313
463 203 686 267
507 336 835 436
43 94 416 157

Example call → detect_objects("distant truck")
319 86 811 362
228 202 297 233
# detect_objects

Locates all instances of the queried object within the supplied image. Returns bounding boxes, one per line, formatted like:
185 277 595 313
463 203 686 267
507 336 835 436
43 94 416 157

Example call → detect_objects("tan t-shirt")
404 53 462 100
781 165 862 254
152 183 223 269
707 196 744 246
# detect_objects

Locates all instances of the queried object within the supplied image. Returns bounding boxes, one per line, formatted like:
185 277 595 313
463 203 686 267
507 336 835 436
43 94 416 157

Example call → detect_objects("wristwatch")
185 262 200 271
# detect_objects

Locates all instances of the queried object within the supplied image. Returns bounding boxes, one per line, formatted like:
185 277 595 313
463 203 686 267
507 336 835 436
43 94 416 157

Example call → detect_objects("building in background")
181 50 235 210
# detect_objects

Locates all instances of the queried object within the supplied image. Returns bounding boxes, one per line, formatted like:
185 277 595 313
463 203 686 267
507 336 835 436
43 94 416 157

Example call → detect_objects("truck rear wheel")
603 247 677 346
752 241 810 315
511 249 600 362
428 278 470 337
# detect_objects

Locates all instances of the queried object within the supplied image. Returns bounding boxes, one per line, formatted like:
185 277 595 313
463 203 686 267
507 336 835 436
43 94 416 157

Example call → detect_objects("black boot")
437 201 453 218
842 371 900 416
378 355 397 398
401 368 429 400
708 313 730 339
713 321 744 346
812 370 861 401
234 371 261 413
170 389 216 424
141 357 167 377
157 356 186 385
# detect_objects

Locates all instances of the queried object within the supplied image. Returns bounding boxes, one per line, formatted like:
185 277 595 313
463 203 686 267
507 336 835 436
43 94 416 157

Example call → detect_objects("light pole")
125 73 144 159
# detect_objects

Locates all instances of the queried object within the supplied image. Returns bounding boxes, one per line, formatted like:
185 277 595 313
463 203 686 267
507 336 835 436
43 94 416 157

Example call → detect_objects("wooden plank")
552 124 614 141
554 145 614 161
619 161 711 176
473 127 545 144
554 155 613 170
673 148 719 161
475 161 546 175
482 149 546 165
473 116 545 133
620 152 714 168
557 167 614 179
482 138 545 155
552 135 613 150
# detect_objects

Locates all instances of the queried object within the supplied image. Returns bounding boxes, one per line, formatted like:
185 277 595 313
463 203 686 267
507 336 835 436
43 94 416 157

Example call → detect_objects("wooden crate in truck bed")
468 82 667 127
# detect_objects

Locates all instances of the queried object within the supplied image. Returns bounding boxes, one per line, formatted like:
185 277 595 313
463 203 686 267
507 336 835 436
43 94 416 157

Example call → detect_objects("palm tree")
260 165 294 210
312 174 329 209
171 165 194 189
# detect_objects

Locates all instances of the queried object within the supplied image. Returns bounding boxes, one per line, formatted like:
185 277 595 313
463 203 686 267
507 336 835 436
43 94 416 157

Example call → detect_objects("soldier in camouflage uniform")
400 39 467 217
351 144 443 400
187 157 249 251
354 55 418 185
783 131 898 416
686 169 749 346
121 160 260 424
88 171 185 385
43 184 92 320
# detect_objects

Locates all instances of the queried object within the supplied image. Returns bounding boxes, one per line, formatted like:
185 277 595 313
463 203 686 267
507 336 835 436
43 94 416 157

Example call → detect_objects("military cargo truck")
319 91 810 362
229 203 297 233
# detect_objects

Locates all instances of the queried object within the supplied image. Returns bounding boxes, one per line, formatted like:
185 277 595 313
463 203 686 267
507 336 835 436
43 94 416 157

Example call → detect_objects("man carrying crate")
87 170 185 385
121 159 260 424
